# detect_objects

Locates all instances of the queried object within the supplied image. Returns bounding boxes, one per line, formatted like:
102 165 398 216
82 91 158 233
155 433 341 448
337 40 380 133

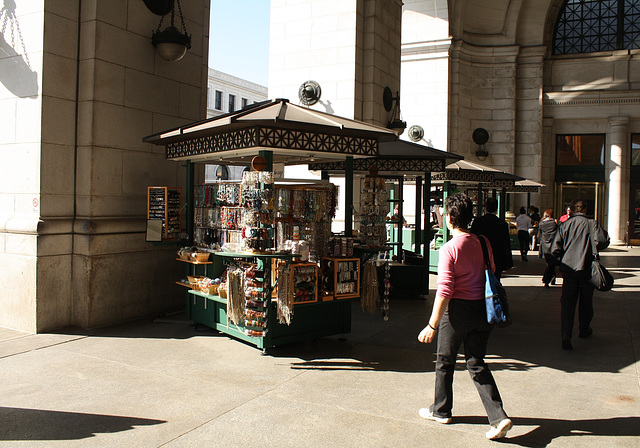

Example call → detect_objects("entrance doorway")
630 184 640 245
556 182 604 222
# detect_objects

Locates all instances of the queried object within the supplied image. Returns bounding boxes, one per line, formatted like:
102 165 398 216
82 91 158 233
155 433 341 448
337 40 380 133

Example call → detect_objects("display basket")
192 252 211 262
201 283 219 295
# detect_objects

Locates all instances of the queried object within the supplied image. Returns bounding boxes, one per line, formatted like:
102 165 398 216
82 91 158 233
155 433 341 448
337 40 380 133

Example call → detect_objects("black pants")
518 230 529 257
432 299 508 425
542 254 556 285
560 269 594 338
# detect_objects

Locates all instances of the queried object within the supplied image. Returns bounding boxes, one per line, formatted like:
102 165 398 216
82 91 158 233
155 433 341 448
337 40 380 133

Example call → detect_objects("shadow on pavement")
453 415 640 447
0 406 165 441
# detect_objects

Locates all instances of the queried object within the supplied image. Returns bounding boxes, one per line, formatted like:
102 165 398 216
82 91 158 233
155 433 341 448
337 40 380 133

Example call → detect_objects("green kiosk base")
186 291 351 350
183 252 352 352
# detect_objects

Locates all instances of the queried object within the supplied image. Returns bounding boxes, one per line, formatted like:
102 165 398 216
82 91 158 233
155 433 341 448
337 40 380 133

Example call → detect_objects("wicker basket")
192 252 210 262
187 275 204 284
218 285 228 299
201 283 219 295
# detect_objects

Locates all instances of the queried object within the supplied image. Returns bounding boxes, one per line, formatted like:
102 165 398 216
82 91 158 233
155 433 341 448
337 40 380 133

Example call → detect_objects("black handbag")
588 220 613 291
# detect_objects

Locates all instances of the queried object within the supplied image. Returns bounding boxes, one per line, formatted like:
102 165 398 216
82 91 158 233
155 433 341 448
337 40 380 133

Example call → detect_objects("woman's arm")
418 295 450 344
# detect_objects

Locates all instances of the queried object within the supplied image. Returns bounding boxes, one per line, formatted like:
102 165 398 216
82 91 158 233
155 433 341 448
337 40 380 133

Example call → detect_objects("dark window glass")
214 91 222 110
556 134 605 166
554 0 640 54
242 98 249 108
632 134 640 165
228 94 236 113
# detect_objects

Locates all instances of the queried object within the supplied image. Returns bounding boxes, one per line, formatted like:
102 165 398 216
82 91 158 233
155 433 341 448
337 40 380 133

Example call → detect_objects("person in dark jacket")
538 209 558 288
471 197 513 279
551 199 610 350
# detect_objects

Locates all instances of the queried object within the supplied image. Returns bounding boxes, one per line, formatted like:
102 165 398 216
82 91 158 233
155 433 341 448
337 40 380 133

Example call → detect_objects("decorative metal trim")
506 186 540 192
485 179 517 188
165 126 377 159
544 96 640 106
553 0 640 55
309 158 445 173
431 171 495 183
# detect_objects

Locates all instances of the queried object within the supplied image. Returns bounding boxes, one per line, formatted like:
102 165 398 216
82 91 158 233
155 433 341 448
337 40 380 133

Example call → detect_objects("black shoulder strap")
477 234 491 270
588 219 598 259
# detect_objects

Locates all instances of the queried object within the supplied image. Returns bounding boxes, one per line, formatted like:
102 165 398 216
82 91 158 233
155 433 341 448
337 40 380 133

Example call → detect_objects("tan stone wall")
0 1 210 332
449 41 519 170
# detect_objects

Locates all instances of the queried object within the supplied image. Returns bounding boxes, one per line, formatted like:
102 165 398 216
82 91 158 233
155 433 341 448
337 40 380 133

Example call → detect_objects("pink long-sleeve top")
435 232 495 301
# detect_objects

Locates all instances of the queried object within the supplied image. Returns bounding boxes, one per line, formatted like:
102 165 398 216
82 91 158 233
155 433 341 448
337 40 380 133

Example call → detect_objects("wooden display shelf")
321 257 360 300
176 258 213 265
291 262 318 304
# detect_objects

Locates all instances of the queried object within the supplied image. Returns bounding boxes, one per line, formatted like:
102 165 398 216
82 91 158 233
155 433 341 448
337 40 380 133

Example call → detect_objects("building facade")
0 1 210 333
269 0 640 246
206 68 267 118
1 0 639 334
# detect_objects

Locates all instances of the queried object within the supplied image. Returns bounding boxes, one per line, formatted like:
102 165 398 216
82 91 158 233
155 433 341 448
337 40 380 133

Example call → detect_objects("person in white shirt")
515 207 533 261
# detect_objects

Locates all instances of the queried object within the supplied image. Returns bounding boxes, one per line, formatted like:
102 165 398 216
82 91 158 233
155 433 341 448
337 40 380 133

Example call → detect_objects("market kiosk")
428 161 520 272
143 99 397 350
309 139 463 298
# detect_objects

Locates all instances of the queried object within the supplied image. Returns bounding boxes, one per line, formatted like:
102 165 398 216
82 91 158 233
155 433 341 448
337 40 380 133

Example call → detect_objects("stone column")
607 117 629 245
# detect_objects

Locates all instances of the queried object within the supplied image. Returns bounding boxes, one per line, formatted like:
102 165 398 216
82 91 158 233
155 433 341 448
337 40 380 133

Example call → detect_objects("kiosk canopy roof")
143 99 398 165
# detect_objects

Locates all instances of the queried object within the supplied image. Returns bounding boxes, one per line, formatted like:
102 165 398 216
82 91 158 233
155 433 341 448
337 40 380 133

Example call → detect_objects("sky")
208 1 270 86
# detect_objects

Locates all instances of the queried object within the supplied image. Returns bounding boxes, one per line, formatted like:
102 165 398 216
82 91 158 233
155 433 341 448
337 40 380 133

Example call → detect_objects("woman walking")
538 209 558 288
418 193 513 440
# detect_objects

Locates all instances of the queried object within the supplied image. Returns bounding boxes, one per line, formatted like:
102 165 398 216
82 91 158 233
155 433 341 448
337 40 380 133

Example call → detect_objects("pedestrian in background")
551 199 610 350
538 209 557 288
471 197 513 279
559 205 572 223
515 207 533 261
528 206 541 250
418 193 513 440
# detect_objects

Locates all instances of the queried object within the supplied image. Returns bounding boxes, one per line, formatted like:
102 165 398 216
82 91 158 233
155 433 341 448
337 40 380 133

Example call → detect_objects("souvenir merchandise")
241 171 275 253
360 260 380 313
359 175 388 247
193 182 241 249
226 268 245 326
243 263 270 337
274 185 338 261
382 261 391 321
147 187 181 240
276 262 294 325
321 257 360 299
291 263 318 303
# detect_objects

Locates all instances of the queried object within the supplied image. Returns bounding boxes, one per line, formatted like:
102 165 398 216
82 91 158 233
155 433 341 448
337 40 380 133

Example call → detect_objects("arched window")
553 0 640 54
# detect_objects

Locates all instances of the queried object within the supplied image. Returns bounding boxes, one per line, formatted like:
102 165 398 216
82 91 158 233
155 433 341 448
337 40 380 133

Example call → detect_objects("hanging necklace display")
241 160 275 253
360 259 380 313
382 261 390 321
360 167 388 247
227 268 245 326
277 261 294 325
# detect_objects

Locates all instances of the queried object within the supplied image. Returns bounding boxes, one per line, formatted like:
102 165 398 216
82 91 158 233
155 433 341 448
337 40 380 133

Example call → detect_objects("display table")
183 252 352 351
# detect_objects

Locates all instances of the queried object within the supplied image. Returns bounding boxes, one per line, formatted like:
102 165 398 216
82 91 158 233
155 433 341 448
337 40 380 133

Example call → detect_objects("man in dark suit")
471 197 514 279
551 199 610 350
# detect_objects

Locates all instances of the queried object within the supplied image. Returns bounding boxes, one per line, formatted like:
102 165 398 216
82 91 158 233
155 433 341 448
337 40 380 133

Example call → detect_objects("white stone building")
206 68 267 118
269 0 640 247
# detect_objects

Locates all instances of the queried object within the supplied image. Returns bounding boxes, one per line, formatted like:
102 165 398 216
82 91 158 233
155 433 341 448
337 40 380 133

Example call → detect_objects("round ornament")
251 155 268 171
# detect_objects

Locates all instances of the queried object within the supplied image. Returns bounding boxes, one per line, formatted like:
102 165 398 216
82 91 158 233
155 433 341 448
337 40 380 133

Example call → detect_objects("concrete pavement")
0 248 638 447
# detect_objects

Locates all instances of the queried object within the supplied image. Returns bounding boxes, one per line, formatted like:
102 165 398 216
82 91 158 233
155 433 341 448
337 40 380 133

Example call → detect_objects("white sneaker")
486 418 513 440
418 407 452 424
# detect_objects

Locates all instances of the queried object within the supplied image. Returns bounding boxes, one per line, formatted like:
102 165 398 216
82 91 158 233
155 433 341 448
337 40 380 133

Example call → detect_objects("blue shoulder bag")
478 235 510 325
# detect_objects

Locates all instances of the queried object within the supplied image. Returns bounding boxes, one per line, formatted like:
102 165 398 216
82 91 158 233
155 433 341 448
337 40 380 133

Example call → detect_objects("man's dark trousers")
560 268 594 338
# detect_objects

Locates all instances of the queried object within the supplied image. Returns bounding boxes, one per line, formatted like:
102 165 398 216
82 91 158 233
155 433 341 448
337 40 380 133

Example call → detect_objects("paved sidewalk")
0 248 638 447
